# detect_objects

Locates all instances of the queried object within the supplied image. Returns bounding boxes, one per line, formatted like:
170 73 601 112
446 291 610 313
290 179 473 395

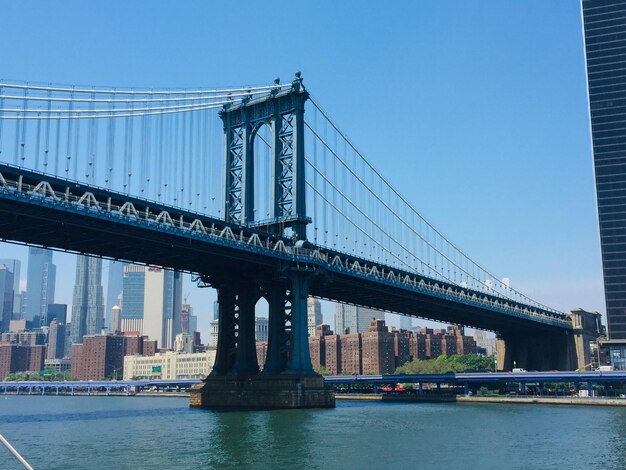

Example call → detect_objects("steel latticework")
0 73 576 384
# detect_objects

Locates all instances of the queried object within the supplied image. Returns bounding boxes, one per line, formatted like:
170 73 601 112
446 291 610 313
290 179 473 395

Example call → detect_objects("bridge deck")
0 163 570 334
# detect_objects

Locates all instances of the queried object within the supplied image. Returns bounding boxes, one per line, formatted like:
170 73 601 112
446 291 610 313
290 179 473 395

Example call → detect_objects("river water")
1 396 625 469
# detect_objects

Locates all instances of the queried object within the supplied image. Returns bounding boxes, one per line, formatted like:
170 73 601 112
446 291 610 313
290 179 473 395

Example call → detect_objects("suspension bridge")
0 73 595 408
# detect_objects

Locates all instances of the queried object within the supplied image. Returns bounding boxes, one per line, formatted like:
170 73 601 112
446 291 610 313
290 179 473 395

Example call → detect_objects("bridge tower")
221 72 310 239
190 74 334 409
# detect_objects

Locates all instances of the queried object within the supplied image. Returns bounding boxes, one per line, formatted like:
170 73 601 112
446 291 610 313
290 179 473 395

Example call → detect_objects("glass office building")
583 0 626 340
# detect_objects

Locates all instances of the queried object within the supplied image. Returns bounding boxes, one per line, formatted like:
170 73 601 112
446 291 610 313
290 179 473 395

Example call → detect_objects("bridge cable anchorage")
306 97 563 315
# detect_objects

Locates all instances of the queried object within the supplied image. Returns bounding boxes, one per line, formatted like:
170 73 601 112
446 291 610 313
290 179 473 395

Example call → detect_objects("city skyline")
0 1 604 337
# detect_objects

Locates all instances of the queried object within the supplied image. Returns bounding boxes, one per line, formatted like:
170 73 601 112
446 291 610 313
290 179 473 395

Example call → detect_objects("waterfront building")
71 334 126 381
0 344 45 379
0 259 21 320
335 303 383 334
307 297 323 336
24 248 56 327
121 265 182 349
583 1 626 349
47 320 67 360
105 260 124 330
122 349 216 380
47 304 67 324
70 256 105 344
0 264 14 333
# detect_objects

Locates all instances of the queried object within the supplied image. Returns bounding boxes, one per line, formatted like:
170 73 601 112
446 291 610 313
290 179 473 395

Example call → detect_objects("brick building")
0 344 45 379
71 334 126 380
325 334 342 375
361 319 395 375
341 333 362 375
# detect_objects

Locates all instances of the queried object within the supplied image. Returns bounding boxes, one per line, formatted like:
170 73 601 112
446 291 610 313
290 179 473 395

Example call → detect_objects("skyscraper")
0 259 21 319
307 297 323 336
24 248 56 326
47 320 67 360
105 260 124 330
121 265 182 349
582 1 626 342
213 300 219 321
335 303 383 334
399 315 413 331
0 265 14 332
70 255 105 344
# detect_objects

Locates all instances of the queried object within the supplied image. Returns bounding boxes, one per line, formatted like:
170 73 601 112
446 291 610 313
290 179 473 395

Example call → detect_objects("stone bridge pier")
190 268 335 409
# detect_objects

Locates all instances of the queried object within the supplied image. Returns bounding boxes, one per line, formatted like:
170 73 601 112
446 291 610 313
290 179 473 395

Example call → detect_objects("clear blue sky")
0 1 602 333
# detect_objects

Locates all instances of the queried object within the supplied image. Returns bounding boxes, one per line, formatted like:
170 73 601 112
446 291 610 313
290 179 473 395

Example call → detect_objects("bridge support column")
263 286 289 374
233 287 260 375
211 287 237 376
286 271 314 375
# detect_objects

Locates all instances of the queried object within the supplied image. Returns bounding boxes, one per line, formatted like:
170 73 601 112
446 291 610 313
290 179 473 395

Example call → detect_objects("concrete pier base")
190 374 335 409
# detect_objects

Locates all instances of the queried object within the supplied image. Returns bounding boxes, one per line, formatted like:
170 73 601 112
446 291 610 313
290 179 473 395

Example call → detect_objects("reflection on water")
195 407 319 468
1 396 626 469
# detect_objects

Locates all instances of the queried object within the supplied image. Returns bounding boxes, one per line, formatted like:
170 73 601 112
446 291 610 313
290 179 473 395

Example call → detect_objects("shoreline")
456 395 626 407
5 392 626 407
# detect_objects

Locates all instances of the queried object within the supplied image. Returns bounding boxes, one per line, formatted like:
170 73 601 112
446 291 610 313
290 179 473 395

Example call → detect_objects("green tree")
395 354 496 375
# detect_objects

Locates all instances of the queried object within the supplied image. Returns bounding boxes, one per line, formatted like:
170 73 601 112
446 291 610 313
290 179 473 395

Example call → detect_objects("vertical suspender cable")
19 87 28 166
35 111 42 170
44 89 52 171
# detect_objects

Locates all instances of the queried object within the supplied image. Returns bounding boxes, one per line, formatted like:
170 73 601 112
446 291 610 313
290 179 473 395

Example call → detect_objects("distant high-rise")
335 303 382 334
398 315 412 331
47 321 67 360
583 1 626 341
213 300 219 321
70 256 105 344
24 248 56 326
47 304 67 324
121 265 182 349
109 305 122 333
255 317 269 342
0 259 21 319
105 261 124 329
0 265 14 332
307 297 323 336
189 315 198 334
